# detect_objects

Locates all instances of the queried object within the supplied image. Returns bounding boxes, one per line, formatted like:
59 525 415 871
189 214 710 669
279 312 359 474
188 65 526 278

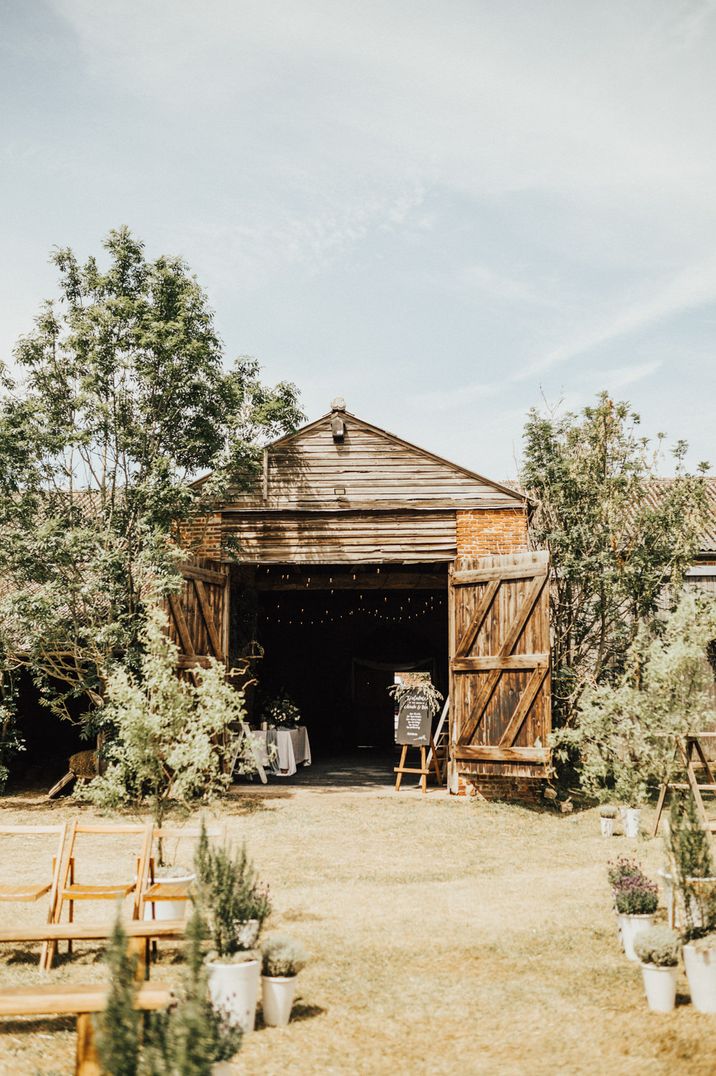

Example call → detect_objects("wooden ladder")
425 698 449 785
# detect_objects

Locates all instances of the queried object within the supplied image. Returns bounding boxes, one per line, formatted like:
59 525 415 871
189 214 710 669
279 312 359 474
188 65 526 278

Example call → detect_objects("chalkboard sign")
396 693 431 746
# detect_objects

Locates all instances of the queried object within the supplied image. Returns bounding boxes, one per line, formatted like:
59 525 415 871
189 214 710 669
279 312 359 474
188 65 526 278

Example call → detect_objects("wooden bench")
0 981 174 1075
0 919 187 976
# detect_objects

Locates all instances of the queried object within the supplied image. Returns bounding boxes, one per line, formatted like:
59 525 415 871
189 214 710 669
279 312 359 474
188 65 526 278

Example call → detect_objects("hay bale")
69 750 98 779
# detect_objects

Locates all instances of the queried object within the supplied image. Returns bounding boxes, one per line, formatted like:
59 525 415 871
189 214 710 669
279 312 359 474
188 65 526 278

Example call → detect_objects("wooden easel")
394 738 442 794
652 733 716 837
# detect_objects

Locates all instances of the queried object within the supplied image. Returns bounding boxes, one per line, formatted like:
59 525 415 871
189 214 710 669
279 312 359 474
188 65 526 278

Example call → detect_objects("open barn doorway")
244 563 449 776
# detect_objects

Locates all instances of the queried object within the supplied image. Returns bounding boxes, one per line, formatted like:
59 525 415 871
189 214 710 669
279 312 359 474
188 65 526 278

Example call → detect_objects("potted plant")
599 805 617 838
612 868 659 961
665 795 716 1011
633 925 680 1012
260 934 308 1027
194 827 271 1032
608 856 644 945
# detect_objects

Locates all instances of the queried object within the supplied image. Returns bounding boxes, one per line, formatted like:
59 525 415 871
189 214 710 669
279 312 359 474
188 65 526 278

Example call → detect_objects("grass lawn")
0 782 711 1075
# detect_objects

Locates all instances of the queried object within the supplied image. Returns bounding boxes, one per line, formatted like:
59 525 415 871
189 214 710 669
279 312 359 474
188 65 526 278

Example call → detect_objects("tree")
552 591 716 804
0 227 302 778
521 392 709 729
80 606 256 842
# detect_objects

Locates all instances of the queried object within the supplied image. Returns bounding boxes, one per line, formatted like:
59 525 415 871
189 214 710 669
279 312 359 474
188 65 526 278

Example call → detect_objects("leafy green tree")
521 392 709 728
553 591 716 804
0 227 302 778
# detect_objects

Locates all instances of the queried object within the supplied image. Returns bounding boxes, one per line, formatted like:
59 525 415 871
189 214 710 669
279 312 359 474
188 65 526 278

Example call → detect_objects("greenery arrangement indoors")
387 676 444 717
262 692 302 729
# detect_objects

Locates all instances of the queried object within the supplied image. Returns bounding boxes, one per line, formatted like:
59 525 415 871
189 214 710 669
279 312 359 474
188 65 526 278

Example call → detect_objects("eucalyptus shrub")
80 608 256 846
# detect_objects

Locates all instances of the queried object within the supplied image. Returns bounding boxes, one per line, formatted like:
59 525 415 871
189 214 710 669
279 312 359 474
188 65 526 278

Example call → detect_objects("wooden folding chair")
44 820 153 970
0 823 68 969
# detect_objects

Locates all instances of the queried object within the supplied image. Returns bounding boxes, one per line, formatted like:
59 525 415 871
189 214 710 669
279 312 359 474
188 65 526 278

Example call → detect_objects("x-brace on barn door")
449 551 551 777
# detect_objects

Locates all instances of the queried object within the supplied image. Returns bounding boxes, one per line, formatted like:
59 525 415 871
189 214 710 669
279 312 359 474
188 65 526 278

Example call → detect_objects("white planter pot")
600 817 615 838
640 963 677 1012
618 913 655 962
261 975 297 1027
623 808 641 839
143 871 195 921
207 958 261 1032
683 943 716 1013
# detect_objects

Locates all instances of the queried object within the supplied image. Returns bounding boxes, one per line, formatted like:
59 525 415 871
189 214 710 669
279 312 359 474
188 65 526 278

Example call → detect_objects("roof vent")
331 397 346 442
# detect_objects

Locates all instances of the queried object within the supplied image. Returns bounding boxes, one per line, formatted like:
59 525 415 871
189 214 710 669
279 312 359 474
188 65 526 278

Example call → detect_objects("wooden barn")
170 399 552 797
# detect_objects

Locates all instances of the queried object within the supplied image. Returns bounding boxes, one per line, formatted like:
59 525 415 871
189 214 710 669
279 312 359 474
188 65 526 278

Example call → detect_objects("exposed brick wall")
177 513 224 559
455 508 529 557
457 773 546 804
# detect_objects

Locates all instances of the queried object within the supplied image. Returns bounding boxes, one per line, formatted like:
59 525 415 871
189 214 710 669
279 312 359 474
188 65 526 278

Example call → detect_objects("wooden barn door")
449 551 551 782
165 560 229 673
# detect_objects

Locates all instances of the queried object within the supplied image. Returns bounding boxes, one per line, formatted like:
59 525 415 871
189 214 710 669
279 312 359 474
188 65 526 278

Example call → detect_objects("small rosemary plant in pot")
194 824 272 1032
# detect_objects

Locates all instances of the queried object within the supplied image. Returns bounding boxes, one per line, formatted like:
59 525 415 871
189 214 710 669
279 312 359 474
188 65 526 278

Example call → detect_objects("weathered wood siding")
223 510 458 564
223 411 523 512
165 560 229 671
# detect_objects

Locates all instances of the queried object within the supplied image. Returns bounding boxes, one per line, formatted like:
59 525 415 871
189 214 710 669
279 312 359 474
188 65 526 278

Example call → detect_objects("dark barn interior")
243 564 448 757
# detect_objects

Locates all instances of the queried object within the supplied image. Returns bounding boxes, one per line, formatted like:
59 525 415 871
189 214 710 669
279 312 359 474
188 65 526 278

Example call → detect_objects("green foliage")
387 680 444 717
665 794 716 940
194 822 271 958
261 934 307 977
262 692 302 728
0 227 302 738
96 910 241 1075
95 918 140 1076
552 592 716 805
522 392 709 730
154 909 242 1075
633 925 680 967
80 607 256 837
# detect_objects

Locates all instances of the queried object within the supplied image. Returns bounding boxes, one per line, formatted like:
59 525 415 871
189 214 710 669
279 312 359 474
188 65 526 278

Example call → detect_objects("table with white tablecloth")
250 726 312 777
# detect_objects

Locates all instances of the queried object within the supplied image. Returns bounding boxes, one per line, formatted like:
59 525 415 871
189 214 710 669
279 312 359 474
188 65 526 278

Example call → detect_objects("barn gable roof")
223 406 526 512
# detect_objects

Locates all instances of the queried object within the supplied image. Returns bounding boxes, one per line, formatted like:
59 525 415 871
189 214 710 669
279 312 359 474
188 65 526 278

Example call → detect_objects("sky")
1 0 715 480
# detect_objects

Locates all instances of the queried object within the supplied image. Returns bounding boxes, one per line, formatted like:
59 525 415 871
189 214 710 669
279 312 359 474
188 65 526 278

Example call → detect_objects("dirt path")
0 786 710 1075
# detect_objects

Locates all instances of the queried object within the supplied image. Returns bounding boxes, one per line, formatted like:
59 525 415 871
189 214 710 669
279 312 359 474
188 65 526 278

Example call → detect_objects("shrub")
194 823 271 959
261 935 308 978
665 793 716 939
614 874 659 916
96 910 241 1075
599 806 617 819
633 926 680 967
95 919 139 1076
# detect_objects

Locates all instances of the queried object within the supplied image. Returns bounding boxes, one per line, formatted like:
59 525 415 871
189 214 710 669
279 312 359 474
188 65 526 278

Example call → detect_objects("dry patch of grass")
0 788 712 1075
